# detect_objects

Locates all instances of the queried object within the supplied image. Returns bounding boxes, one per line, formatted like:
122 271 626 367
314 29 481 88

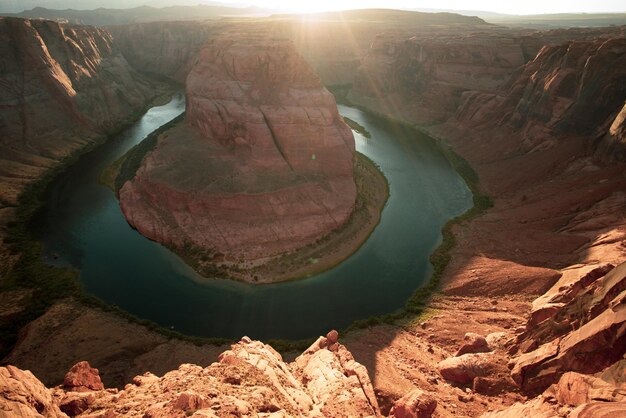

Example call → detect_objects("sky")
2 0 625 15
245 0 626 15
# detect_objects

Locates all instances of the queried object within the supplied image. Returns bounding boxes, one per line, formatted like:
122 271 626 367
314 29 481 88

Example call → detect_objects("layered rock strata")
0 17 159 207
119 36 357 264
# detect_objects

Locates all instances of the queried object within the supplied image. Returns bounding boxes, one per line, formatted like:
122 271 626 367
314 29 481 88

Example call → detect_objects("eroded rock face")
481 363 626 418
120 35 356 262
0 334 380 418
0 365 66 418
110 21 215 82
0 17 158 206
454 36 626 162
510 263 626 395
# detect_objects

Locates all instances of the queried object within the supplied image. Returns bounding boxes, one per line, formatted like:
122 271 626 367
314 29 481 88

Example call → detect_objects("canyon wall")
0 17 159 207
349 26 626 126
119 35 357 264
346 28 626 272
109 21 216 82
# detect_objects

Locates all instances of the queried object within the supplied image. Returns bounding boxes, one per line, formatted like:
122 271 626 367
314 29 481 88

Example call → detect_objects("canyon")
0 8 625 418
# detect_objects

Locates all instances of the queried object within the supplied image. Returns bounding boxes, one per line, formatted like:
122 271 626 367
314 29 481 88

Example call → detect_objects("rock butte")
119 35 357 264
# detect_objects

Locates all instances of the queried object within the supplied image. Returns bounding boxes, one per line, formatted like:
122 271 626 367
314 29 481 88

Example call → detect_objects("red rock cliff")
119 35 356 264
0 17 158 206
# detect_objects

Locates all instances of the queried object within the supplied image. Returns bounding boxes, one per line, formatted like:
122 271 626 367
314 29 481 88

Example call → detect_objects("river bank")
0 85 179 359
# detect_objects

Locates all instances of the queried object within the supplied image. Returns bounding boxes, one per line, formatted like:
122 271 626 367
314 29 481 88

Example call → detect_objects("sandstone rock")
0 365 67 418
389 389 437 418
552 372 626 406
485 332 510 350
119 33 357 265
455 333 491 356
511 264 626 394
295 337 380 416
63 362 104 392
59 393 95 416
0 17 157 206
170 391 207 411
437 353 498 385
326 329 339 345
472 376 518 396
528 263 614 328
110 22 213 82
479 397 558 418
1 336 380 417
569 401 626 418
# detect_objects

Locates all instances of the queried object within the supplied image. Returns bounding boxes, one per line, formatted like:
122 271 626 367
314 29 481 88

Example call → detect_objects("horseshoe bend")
0 5 626 418
117 35 387 283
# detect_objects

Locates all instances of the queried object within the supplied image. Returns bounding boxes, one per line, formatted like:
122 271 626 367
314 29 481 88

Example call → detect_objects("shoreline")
328 86 492 331
0 83 182 358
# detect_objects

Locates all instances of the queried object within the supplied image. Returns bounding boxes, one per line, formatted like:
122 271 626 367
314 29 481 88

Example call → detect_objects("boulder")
63 361 104 392
389 389 437 418
437 353 498 385
455 332 491 356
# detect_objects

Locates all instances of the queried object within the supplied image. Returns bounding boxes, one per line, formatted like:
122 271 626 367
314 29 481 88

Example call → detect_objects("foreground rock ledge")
119 35 359 277
0 332 382 417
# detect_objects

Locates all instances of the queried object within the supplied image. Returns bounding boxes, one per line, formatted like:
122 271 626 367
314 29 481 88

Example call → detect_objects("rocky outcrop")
349 26 626 127
119 35 356 265
481 364 626 418
0 17 159 206
349 32 529 124
0 334 380 417
0 365 66 418
509 263 626 394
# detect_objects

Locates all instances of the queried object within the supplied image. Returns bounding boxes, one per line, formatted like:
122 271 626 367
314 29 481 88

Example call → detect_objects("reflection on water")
34 96 472 340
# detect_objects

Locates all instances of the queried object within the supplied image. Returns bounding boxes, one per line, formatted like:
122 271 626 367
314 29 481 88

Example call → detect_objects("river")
33 93 472 340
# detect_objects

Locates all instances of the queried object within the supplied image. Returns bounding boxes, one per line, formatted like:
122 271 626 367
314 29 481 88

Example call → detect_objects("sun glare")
267 0 348 14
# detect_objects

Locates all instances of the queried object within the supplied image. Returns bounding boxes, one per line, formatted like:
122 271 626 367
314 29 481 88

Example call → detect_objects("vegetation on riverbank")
328 84 494 333
113 113 186 194
343 116 371 138
0 93 224 358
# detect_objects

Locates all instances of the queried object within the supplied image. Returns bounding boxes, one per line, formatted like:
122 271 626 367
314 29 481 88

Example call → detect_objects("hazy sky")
2 0 625 15
246 0 626 14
